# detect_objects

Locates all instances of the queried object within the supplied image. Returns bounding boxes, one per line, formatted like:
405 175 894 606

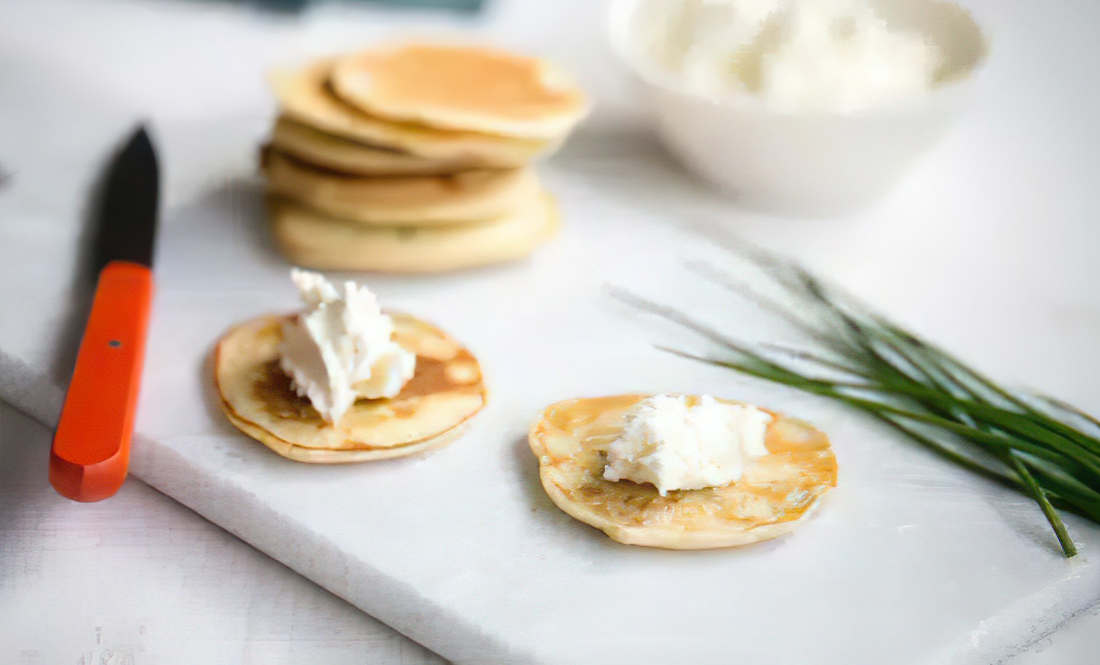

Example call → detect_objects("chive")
617 245 1100 557
1007 453 1077 556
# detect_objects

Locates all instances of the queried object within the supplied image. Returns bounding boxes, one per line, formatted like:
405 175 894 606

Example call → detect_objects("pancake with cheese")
528 394 837 549
263 149 539 226
270 60 552 167
330 43 589 140
216 312 486 463
268 191 558 273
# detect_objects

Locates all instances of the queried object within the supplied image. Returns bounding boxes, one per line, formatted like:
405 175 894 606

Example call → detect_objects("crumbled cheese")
604 394 772 494
278 269 415 423
643 0 943 112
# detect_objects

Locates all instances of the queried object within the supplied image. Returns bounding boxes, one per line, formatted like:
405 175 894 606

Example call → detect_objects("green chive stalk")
615 246 1099 557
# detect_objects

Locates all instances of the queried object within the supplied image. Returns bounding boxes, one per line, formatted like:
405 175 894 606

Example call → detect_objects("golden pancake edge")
263 149 540 226
268 190 559 273
270 60 554 167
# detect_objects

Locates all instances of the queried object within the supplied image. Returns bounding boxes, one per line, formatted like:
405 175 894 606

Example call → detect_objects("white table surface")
0 401 444 665
3 0 1100 663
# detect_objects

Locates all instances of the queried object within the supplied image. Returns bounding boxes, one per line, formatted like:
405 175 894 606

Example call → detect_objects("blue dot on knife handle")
109 340 121 348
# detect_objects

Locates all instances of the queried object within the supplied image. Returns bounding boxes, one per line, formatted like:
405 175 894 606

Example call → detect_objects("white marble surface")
3 399 1096 664
2 0 1100 663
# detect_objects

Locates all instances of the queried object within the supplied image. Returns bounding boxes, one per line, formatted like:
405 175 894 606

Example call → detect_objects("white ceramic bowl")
609 0 989 214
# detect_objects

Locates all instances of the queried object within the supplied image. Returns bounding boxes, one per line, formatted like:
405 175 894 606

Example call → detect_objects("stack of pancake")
262 43 588 273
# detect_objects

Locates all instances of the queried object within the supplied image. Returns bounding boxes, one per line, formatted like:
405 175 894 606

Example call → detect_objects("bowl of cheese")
610 0 988 214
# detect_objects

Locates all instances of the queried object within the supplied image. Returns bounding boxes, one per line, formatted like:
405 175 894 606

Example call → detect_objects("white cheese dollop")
643 0 943 112
278 269 416 424
603 394 773 495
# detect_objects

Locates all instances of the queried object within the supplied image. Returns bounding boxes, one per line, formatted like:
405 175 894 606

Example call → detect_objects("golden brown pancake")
270 60 554 166
268 191 558 273
270 116 497 176
528 394 838 549
330 44 589 140
263 149 540 226
216 312 487 463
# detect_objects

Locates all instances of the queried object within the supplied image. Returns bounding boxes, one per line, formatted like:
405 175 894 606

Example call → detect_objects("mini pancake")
528 394 838 549
270 60 552 167
270 116 493 176
268 191 558 273
216 312 487 463
263 149 539 226
331 43 589 140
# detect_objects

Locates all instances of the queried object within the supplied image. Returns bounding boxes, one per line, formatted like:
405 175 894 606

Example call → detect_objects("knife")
50 126 159 502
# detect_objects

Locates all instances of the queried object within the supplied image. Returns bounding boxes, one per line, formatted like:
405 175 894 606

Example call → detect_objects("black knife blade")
91 126 159 274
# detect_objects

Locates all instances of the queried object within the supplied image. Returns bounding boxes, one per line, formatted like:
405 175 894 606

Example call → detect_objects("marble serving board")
3 1 1100 662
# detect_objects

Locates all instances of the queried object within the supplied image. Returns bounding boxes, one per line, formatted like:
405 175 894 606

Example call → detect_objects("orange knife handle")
50 261 154 502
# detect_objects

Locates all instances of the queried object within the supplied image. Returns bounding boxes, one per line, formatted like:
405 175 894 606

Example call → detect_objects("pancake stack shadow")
261 43 588 273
